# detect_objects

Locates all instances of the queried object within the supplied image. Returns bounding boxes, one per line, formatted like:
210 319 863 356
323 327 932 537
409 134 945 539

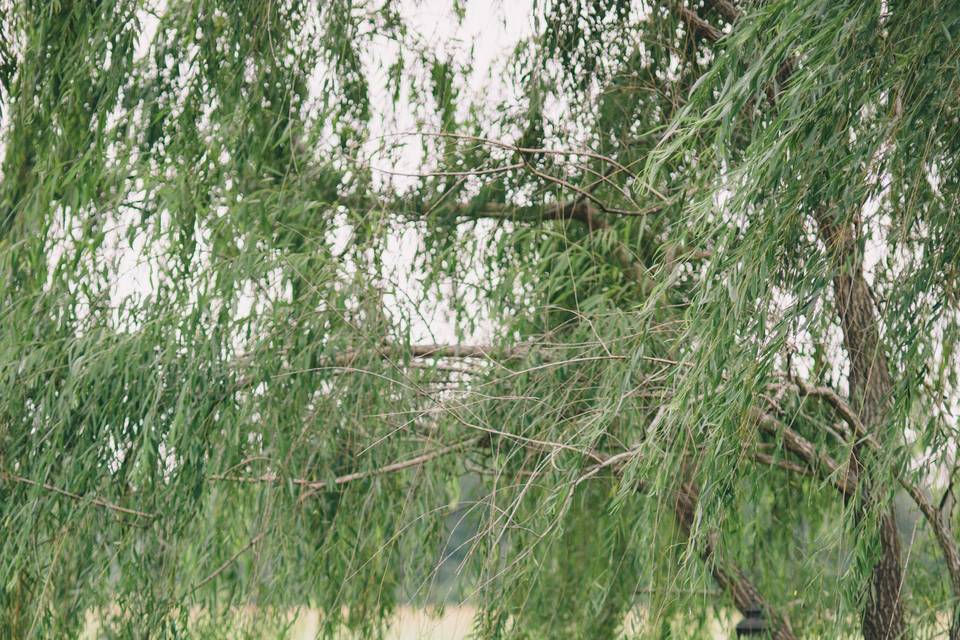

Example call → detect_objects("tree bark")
816 213 906 640
679 3 909 633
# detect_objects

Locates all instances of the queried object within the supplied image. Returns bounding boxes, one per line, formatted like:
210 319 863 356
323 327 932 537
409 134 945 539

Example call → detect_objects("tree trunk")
817 214 906 640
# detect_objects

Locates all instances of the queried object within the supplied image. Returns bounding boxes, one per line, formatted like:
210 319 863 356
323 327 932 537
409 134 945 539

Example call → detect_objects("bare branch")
749 408 855 496
1 473 154 519
678 6 724 43
574 444 643 486
210 437 483 499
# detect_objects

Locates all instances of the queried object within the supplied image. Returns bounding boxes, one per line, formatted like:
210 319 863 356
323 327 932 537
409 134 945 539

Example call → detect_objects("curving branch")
789 377 960 634
674 481 798 640
750 407 855 496
790 377 872 444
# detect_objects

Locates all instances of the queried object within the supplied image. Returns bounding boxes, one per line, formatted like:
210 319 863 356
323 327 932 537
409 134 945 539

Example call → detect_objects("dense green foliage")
1 0 959 637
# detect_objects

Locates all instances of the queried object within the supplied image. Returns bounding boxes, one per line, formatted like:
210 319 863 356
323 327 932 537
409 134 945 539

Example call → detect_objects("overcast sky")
101 1 538 345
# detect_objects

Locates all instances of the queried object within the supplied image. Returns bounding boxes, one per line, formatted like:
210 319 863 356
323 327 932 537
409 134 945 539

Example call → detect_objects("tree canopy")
2 0 960 638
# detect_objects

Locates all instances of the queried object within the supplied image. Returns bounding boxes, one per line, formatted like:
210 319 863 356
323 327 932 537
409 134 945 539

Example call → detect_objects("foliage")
1 0 959 638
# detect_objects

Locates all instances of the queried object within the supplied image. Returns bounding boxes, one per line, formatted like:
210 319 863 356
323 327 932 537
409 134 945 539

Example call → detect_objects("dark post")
735 605 767 636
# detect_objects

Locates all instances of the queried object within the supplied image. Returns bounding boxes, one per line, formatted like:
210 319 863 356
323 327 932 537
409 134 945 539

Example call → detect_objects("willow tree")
2 0 959 638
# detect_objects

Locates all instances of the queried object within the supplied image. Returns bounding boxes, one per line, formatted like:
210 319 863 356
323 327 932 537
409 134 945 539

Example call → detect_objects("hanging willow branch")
2 1 959 638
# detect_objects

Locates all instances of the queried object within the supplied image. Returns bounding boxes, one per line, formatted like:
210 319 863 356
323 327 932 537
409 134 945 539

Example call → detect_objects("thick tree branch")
791 377 960 630
462 201 711 261
750 408 855 496
462 200 662 293
705 0 741 23
674 481 798 640
791 377 871 443
474 200 609 232
678 6 724 42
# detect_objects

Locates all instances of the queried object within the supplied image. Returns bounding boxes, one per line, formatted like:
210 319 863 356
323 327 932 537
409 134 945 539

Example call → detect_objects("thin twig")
210 437 483 501
189 532 266 594
371 162 524 178
575 445 643 486
1 473 154 519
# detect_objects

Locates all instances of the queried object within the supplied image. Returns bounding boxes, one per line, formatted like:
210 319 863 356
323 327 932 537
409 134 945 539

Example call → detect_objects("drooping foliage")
1 1 959 638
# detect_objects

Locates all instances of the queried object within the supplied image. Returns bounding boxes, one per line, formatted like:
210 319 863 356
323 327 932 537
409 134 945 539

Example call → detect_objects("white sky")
361 1 535 345
100 0 538 345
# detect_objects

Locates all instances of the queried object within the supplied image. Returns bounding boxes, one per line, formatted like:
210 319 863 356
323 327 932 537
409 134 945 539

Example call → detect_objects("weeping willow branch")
0 473 154 520
210 437 484 499
789 376 960 624
673 482 798 640
584 443 798 637
4 0 957 636
188 532 266 595
211 415 798 635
